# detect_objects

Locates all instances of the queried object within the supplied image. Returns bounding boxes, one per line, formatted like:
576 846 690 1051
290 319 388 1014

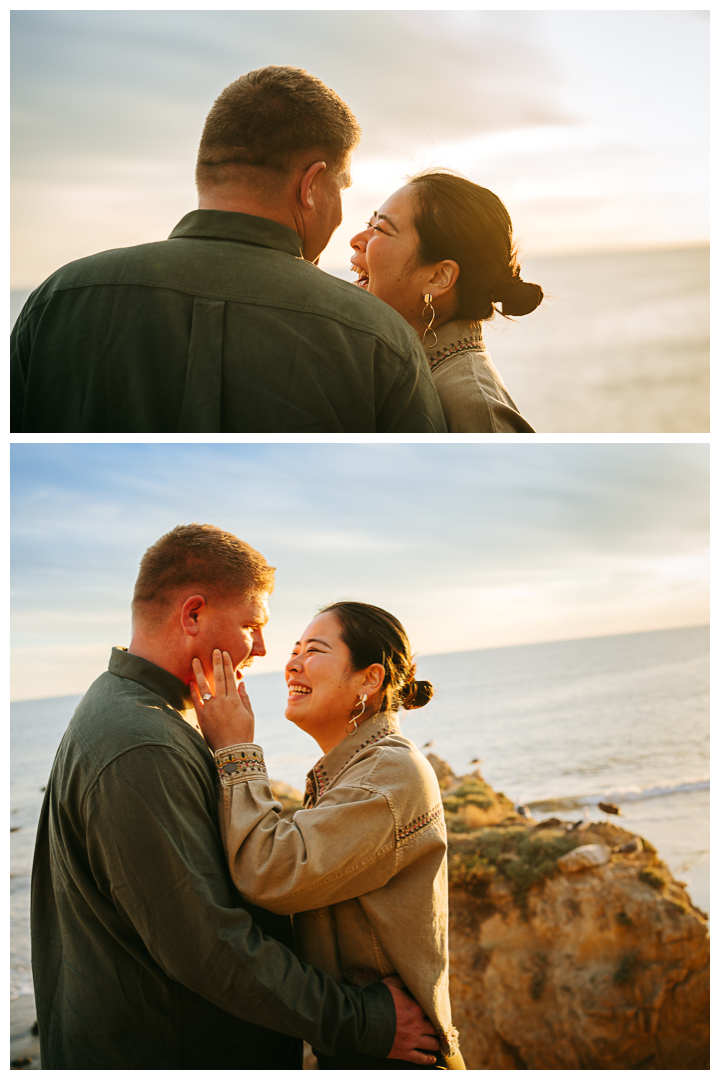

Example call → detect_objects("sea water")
10 245 709 434
10 624 709 1001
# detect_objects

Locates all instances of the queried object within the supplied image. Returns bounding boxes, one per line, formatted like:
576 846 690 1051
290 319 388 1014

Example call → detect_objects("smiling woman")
350 171 542 433
192 600 465 1070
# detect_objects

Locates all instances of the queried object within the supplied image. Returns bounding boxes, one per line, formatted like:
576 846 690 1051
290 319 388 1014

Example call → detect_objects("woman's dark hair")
319 601 433 713
407 170 543 324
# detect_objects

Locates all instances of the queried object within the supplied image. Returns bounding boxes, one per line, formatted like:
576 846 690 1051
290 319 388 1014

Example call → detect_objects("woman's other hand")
190 649 255 751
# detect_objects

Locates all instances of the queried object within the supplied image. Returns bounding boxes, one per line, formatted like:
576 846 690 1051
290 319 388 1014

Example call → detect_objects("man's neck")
127 634 189 688
197 189 300 236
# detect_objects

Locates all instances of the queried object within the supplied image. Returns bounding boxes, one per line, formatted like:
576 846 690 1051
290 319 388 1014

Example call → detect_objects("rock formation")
437 762 710 1070
270 764 709 1070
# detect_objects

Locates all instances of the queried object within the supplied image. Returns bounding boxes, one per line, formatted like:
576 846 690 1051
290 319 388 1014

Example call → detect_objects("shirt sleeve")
84 743 396 1058
376 340 449 433
10 312 30 433
213 744 400 915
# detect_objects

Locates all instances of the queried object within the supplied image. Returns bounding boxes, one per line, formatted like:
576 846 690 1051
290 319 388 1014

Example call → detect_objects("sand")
10 997 40 1070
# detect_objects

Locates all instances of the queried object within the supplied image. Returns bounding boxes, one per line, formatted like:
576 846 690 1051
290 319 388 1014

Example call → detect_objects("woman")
350 171 542 433
189 601 464 1070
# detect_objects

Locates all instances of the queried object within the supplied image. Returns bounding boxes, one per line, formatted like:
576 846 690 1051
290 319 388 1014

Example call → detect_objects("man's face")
192 592 270 692
305 157 352 263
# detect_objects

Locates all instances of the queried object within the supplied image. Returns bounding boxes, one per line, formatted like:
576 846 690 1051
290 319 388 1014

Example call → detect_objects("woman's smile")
287 681 312 700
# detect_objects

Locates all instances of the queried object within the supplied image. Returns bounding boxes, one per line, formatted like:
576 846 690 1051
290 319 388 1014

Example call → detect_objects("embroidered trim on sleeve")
428 337 485 374
214 745 268 786
396 802 444 842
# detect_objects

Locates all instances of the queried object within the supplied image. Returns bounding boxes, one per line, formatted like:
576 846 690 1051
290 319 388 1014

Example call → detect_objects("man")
11 66 447 434
31 523 440 1069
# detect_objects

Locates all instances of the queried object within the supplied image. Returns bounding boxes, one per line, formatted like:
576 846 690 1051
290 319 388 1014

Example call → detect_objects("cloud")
11 444 709 696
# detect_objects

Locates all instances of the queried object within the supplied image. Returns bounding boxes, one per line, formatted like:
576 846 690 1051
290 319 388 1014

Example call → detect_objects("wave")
528 778 709 812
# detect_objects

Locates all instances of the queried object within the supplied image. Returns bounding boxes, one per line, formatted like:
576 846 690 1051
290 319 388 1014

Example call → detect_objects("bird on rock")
516 804 531 819
613 836 643 855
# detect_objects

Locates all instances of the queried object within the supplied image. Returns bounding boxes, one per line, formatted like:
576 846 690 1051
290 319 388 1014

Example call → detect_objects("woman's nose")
350 228 371 252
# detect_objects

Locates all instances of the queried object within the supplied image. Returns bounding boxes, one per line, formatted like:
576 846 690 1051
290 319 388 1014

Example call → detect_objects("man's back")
11 210 447 434
31 652 301 1067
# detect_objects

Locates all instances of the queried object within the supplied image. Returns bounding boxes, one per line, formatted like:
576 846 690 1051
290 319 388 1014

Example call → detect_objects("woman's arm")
190 650 399 915
213 744 399 915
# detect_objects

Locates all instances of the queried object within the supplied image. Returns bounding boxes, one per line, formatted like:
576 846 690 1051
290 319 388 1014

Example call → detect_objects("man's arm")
85 744 435 1061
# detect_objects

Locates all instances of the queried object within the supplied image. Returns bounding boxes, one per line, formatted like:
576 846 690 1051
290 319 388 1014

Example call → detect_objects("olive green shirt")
11 210 448 434
30 647 395 1069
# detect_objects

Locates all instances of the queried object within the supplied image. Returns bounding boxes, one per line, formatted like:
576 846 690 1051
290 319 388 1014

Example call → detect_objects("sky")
10 442 709 702
10 9 709 290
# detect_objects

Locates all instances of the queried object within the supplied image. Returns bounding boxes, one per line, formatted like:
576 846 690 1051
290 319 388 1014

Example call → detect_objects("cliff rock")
437 761 710 1070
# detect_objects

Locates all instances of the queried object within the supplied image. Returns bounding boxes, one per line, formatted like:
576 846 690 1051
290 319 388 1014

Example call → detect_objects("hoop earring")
346 693 367 734
422 294 438 348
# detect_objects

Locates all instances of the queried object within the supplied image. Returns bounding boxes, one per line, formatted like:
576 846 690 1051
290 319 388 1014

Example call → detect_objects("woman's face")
285 611 378 751
350 185 436 329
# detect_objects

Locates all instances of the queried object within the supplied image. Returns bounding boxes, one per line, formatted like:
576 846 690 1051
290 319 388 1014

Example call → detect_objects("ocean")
10 623 709 1003
10 244 709 433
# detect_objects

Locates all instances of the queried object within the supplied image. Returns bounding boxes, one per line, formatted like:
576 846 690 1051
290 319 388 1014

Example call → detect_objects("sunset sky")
10 443 709 701
11 9 709 289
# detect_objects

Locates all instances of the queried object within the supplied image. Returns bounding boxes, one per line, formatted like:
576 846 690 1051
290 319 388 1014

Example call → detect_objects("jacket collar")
108 646 195 713
169 209 304 259
423 318 485 362
305 711 401 806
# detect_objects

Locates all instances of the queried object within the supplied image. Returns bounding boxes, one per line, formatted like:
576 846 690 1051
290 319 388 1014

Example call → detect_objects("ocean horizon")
10 243 709 434
11 623 709 1001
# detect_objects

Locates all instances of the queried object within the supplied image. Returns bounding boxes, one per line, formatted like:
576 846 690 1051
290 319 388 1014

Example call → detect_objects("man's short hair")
196 65 361 187
132 523 275 617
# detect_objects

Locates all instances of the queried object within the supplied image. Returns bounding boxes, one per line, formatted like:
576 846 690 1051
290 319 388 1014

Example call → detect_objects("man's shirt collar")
109 646 195 712
169 209 304 259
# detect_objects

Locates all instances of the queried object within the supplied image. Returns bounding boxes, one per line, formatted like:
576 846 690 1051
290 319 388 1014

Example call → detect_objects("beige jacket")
425 318 535 433
213 711 460 1061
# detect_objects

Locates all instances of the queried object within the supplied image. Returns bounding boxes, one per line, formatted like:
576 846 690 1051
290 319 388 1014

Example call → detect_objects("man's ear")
299 160 327 210
427 260 460 299
180 595 207 638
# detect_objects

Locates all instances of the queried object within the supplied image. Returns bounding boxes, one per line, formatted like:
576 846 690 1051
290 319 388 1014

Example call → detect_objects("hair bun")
400 679 434 710
492 277 543 317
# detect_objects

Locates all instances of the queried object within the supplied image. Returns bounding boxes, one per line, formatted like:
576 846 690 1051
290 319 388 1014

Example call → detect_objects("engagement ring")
202 693 212 701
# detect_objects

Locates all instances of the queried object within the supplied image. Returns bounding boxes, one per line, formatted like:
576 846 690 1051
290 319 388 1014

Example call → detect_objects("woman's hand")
189 649 255 752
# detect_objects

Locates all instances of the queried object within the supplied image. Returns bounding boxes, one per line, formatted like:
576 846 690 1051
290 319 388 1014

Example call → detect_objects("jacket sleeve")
432 353 535 433
84 744 396 1058
214 744 400 915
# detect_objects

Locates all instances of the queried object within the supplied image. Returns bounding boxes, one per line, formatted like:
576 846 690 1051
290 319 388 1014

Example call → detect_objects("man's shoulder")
68 669 203 770
292 265 420 354
20 239 177 314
